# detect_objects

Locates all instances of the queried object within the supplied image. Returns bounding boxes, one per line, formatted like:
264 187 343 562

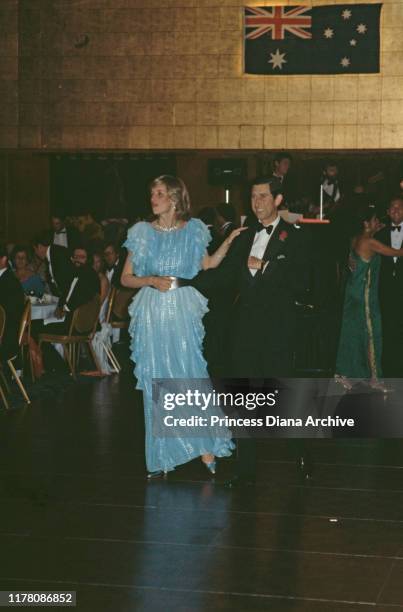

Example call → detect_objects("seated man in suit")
103 242 126 289
32 231 75 309
46 245 101 334
0 244 25 362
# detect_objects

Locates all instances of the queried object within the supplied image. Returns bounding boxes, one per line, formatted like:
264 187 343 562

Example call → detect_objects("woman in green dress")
336 206 403 390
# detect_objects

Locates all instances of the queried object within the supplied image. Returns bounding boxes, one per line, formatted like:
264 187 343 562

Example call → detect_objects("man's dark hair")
215 203 236 223
32 230 52 248
324 160 338 169
251 175 283 198
73 244 88 254
51 210 66 220
389 194 403 204
273 151 292 165
103 241 118 253
0 243 7 258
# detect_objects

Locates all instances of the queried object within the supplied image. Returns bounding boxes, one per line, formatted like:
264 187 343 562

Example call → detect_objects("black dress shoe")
297 455 314 481
224 475 256 488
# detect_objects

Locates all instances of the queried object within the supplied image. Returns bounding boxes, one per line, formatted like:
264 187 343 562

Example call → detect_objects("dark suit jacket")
376 226 403 308
109 249 127 289
65 265 100 313
53 226 81 252
46 245 75 308
0 267 26 360
191 218 311 377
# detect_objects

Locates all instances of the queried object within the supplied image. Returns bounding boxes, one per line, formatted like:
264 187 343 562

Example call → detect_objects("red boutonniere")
279 230 288 242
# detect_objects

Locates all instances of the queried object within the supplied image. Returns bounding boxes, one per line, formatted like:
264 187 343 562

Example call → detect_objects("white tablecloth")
31 303 58 321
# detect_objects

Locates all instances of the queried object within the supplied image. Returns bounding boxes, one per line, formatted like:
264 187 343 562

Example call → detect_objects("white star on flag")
340 57 350 68
324 27 334 38
342 9 352 20
357 23 367 34
269 48 287 70
350 39 357 46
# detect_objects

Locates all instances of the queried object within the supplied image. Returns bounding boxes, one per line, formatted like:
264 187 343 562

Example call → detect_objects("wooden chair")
7 299 33 404
0 305 10 410
38 295 102 379
104 287 135 371
105 287 135 329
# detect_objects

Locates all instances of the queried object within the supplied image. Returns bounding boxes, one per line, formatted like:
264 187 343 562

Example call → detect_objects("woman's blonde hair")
150 175 191 221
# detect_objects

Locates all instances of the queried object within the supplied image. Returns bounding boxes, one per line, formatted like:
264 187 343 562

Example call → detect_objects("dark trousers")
381 296 403 377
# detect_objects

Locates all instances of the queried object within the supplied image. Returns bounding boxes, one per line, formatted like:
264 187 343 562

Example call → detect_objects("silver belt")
151 276 189 290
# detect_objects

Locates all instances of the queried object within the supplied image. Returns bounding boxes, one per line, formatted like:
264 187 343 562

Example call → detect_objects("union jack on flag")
245 6 312 40
244 4 382 75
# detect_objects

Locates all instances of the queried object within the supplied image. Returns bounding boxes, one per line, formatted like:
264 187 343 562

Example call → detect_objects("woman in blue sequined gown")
121 175 245 476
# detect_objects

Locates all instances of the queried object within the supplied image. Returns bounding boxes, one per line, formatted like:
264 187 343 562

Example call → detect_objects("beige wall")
1 0 403 150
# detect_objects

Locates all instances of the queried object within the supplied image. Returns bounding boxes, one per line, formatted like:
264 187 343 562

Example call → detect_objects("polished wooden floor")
1 374 403 612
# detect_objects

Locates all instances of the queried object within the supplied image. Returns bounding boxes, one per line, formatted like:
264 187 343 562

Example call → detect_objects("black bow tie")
392 226 401 232
55 229 66 234
257 225 273 235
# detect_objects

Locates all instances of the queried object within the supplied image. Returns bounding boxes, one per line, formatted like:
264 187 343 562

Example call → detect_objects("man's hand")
248 256 264 270
54 306 64 319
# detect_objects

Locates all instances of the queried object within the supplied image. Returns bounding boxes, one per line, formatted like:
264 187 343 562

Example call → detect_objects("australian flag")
244 4 382 74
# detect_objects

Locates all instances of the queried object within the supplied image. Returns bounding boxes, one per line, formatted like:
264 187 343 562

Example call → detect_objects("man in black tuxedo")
0 244 25 361
51 213 80 253
272 151 297 210
191 177 312 485
44 245 100 334
104 242 126 289
32 231 74 310
376 196 403 377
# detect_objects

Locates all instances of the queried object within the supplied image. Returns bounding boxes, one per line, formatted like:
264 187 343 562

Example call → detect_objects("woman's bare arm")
369 238 403 258
202 227 247 270
120 252 172 292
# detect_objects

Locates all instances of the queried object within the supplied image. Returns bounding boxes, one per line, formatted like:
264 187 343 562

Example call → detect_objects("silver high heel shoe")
202 459 216 475
147 470 168 480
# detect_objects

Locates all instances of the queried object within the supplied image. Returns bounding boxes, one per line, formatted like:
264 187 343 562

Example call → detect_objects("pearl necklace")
155 220 179 232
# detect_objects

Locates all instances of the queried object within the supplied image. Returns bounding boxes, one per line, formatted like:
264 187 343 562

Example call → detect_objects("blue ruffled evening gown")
123 218 234 473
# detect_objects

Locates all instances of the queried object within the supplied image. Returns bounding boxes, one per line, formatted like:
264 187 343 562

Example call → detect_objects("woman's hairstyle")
11 245 29 264
353 204 377 234
150 175 191 221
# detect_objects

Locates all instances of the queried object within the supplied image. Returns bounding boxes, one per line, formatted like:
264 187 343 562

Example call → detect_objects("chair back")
105 287 117 324
70 294 101 336
111 288 135 320
18 299 32 346
0 305 5 344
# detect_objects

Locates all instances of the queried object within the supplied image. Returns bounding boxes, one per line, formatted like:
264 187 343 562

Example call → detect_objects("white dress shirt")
391 222 403 263
46 246 56 285
249 215 281 277
322 178 341 203
0 267 7 278
63 276 79 312
53 229 68 248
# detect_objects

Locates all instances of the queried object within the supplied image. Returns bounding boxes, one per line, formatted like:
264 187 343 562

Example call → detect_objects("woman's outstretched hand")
225 226 248 246
151 276 172 292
